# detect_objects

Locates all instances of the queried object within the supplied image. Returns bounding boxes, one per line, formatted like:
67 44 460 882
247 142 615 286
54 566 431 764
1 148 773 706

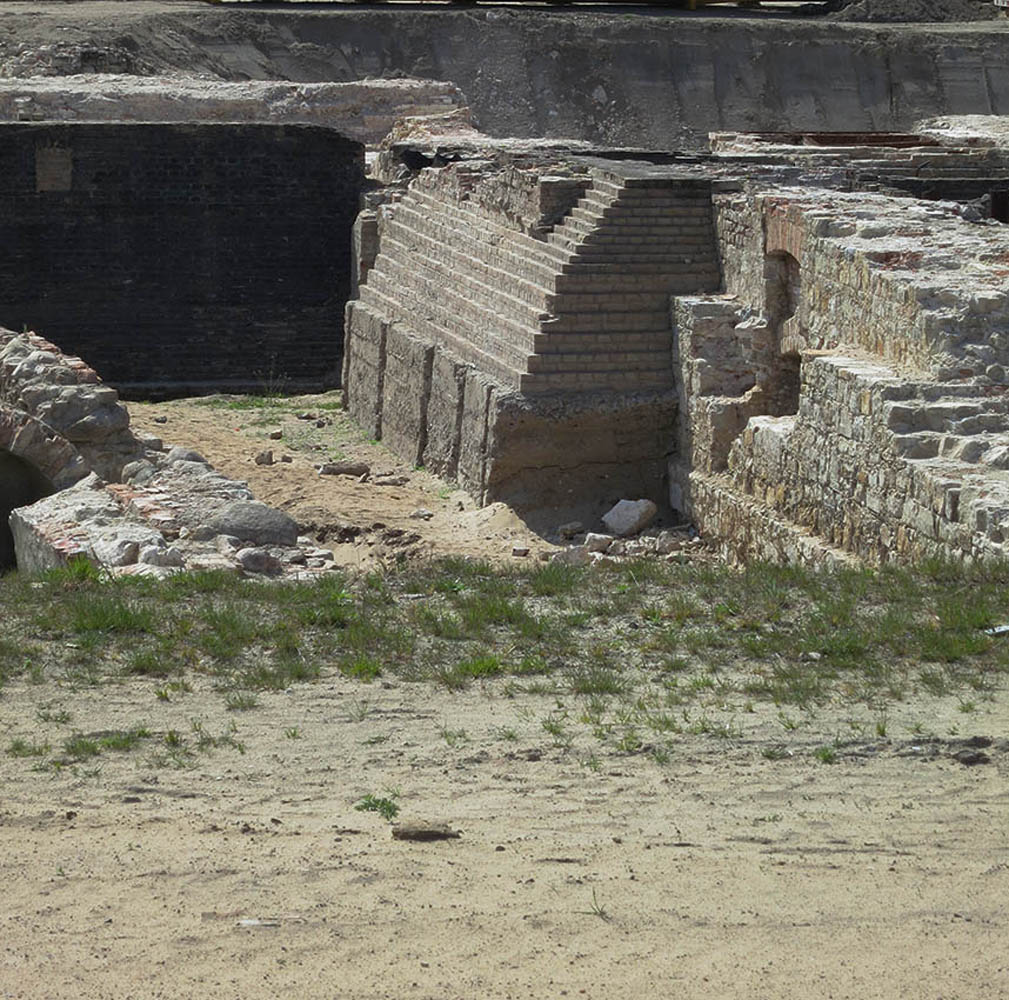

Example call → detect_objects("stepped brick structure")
345 158 721 506
346 118 1009 565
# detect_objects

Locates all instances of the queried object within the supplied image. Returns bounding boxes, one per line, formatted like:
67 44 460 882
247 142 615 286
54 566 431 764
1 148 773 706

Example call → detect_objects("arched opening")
764 251 803 417
0 450 53 572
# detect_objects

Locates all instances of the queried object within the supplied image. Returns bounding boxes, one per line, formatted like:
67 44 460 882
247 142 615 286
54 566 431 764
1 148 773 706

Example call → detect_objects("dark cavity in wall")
0 123 365 398
0 450 52 571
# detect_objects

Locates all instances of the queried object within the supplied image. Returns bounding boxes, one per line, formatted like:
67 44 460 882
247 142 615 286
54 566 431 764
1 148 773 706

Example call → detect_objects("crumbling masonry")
345 117 1009 566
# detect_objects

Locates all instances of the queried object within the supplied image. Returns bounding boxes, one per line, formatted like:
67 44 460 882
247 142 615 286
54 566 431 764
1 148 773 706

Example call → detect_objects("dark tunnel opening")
0 450 54 572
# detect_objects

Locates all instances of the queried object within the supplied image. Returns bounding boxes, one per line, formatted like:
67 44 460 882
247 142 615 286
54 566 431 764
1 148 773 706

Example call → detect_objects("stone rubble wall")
11 440 336 579
0 75 465 147
0 330 140 483
716 188 1009 378
677 182 1009 567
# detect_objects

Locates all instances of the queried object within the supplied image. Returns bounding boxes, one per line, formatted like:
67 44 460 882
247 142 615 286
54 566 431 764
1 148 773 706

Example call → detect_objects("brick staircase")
355 167 720 396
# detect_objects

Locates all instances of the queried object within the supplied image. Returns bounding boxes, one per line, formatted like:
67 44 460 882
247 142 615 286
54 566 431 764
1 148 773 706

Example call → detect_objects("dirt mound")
828 0 997 21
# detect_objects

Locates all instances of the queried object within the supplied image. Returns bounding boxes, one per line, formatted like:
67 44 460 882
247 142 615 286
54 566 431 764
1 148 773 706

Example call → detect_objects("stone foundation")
344 120 1009 566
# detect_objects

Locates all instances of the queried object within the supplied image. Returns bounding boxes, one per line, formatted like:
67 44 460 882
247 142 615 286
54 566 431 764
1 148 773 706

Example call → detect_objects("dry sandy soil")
1 396 1008 1000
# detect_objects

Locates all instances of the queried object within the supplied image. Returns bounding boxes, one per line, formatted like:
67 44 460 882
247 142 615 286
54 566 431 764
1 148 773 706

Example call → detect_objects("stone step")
358 284 525 391
520 367 674 394
526 348 672 374
938 432 1009 465
533 330 671 353
883 397 997 434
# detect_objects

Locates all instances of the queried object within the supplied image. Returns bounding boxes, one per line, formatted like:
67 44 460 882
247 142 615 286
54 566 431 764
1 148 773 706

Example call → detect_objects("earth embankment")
0 3 1007 148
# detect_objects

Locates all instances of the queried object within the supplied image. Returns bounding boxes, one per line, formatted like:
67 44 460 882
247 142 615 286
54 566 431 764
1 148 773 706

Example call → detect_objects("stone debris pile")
0 329 334 578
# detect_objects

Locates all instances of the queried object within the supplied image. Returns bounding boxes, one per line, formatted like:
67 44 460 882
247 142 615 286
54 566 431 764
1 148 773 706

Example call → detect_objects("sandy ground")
1 668 1007 1000
128 393 568 568
0 395 1007 999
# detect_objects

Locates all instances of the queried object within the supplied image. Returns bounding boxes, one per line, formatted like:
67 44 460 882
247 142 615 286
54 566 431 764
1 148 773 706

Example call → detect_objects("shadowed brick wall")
0 123 364 395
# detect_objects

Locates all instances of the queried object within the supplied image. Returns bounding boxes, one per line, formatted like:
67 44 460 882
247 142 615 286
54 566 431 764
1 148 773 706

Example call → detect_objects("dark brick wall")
0 123 364 394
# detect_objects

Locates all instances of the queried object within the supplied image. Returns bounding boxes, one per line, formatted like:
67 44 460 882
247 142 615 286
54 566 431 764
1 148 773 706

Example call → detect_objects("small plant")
577 888 609 921
7 738 50 758
814 745 838 765
355 792 400 821
284 727 301 740
762 746 789 761
440 726 468 747
225 691 259 712
36 705 71 725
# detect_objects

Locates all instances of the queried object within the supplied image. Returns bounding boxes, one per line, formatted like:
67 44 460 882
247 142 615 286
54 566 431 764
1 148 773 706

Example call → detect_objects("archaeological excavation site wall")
673 186 1009 566
13 7 1009 150
0 123 364 395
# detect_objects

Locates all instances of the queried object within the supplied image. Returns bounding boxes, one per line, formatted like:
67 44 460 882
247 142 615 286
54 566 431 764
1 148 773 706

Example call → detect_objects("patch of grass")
339 654 382 682
7 738 50 758
225 691 259 711
814 745 838 765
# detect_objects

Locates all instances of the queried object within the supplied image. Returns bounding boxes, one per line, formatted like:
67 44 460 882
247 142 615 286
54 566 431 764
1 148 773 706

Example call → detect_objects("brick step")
536 328 669 351
362 268 536 370
520 367 674 394
547 290 672 312
553 270 709 293
560 259 721 277
591 175 711 194
542 312 672 333
533 330 671 353
569 206 715 230
547 229 716 251
566 231 716 249
378 217 556 314
526 348 672 374
404 188 573 269
357 284 525 391
391 199 565 285
375 236 548 332
562 243 719 266
556 218 716 242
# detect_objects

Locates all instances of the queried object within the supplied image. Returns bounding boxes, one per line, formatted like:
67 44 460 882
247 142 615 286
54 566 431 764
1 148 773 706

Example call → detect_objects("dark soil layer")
828 0 998 20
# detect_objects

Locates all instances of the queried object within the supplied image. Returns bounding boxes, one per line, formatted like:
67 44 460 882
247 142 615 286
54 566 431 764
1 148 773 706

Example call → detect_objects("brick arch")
0 407 88 490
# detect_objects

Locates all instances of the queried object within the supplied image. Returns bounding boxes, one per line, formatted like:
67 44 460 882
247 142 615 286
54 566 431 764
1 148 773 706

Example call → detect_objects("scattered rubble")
601 500 659 539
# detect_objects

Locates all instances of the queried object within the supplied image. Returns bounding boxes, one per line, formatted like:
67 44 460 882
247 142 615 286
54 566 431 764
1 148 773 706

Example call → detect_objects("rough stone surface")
206 501 299 548
602 500 658 538
0 329 140 482
0 76 464 147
